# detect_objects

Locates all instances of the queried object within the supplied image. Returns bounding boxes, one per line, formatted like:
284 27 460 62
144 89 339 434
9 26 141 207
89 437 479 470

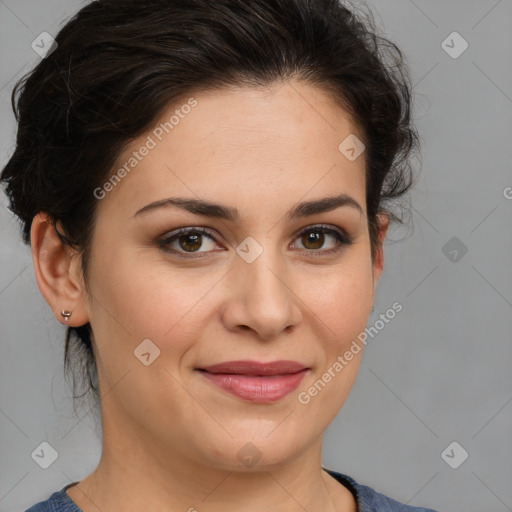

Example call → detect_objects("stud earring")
61 310 72 322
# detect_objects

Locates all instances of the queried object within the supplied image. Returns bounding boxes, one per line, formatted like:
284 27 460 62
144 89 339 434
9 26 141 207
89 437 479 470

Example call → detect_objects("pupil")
180 234 202 252
303 232 323 249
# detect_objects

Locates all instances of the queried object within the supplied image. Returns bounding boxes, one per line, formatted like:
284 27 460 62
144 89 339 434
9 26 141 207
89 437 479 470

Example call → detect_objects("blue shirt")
25 468 438 511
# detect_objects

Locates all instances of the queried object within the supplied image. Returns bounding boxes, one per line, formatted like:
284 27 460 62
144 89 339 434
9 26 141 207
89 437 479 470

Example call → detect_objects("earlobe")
30 212 89 327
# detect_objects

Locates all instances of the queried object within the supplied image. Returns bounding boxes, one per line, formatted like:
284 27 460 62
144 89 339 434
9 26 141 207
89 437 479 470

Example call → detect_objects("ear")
30 212 90 327
371 213 390 287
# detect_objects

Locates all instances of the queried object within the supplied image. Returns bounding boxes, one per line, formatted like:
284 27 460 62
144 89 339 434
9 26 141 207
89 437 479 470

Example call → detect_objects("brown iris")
178 233 203 252
301 231 324 250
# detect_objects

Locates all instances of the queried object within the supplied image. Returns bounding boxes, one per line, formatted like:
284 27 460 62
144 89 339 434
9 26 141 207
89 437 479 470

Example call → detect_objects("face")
57 80 387 471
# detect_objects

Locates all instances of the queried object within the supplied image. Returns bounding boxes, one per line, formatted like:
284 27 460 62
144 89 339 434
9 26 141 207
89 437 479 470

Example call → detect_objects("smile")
196 360 310 403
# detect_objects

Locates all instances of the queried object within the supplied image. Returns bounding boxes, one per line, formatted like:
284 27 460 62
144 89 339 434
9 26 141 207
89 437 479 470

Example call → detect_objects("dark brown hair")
1 0 419 410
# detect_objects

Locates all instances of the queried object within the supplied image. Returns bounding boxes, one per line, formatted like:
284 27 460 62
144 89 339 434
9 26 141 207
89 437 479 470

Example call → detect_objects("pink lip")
196 360 309 403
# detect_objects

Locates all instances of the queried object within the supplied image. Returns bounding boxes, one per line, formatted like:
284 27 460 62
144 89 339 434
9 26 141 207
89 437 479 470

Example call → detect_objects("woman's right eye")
158 227 223 257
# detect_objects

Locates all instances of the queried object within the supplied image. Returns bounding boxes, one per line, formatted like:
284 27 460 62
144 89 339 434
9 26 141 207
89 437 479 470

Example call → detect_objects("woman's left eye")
292 225 354 255
158 225 353 258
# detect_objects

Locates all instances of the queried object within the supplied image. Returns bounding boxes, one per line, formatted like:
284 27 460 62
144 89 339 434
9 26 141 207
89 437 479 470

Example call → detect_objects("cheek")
294 264 371 423
87 247 224 365
308 260 373 346
329 278 372 340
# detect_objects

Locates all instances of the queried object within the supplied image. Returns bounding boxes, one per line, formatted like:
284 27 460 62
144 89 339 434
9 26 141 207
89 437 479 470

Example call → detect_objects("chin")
198 429 312 473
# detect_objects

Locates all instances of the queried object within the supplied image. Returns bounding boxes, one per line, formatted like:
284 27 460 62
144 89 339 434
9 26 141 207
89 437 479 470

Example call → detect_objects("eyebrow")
133 193 364 221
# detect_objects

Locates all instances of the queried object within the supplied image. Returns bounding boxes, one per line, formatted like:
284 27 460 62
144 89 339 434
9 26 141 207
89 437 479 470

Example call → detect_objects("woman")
1 0 437 510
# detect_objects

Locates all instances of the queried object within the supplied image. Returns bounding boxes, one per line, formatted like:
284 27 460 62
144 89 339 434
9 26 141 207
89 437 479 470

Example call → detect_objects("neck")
66 417 356 512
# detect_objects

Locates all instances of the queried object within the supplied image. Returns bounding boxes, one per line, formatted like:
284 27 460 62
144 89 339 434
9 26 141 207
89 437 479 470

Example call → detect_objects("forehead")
95 81 367 220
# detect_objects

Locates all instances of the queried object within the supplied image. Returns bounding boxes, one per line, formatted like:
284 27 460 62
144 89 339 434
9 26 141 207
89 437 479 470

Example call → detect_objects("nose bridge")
227 237 302 337
237 234 286 294
241 246 287 300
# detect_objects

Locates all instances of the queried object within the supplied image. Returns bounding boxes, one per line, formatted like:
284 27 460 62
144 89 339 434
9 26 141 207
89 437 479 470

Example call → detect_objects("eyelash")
157 224 354 259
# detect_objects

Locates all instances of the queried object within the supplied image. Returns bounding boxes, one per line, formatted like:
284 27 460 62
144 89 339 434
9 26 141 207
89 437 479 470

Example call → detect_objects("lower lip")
198 369 308 403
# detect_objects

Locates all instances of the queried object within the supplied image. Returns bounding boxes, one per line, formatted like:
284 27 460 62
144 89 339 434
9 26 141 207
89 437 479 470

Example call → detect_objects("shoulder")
324 468 439 512
24 483 81 512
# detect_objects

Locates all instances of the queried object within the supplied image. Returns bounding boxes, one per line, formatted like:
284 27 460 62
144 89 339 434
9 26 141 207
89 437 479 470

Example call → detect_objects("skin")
31 79 389 512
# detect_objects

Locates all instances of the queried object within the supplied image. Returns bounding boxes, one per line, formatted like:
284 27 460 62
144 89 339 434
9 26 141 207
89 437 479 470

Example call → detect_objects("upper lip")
197 360 308 376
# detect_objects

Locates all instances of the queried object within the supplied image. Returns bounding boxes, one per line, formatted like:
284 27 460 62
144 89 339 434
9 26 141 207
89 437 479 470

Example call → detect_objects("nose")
220 246 303 341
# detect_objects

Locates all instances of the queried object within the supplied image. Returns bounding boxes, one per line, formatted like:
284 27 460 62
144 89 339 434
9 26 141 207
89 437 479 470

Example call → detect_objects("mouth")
195 360 310 403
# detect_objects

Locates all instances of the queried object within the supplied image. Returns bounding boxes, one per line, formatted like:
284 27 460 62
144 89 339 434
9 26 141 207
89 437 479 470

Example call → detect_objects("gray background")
1 1 511 511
